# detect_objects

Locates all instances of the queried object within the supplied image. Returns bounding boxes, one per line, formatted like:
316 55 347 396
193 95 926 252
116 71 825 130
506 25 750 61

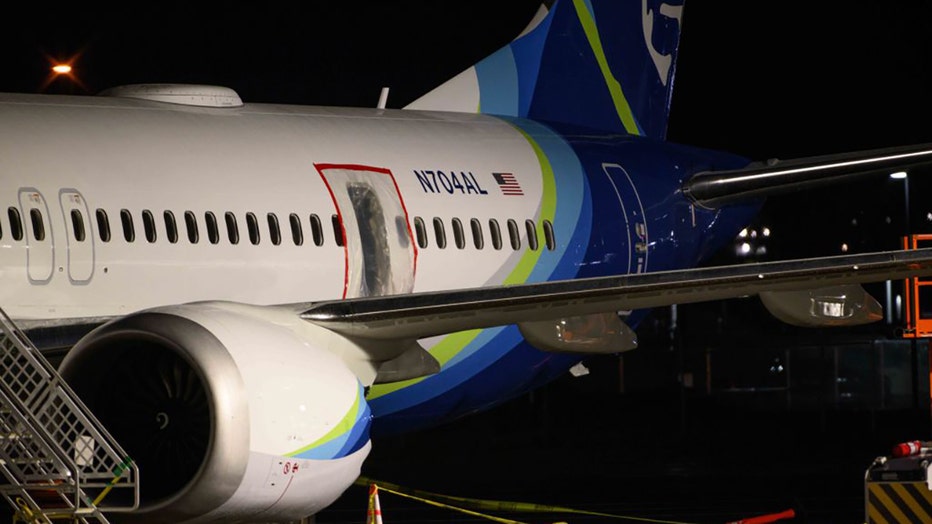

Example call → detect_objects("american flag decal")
493 172 524 196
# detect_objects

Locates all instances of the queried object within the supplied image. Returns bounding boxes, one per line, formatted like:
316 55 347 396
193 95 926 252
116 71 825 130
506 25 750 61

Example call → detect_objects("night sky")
3 1 932 256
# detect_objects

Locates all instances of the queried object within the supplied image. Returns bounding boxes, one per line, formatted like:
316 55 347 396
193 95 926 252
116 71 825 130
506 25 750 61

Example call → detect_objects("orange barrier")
366 484 383 524
902 235 932 338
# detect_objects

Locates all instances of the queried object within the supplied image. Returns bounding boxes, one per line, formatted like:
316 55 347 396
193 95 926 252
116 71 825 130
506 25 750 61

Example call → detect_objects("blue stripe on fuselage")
370 125 760 438
369 118 590 428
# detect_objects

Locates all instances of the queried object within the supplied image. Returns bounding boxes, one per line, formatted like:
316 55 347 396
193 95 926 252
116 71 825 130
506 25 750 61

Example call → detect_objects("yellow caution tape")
373 483 532 524
356 476 696 524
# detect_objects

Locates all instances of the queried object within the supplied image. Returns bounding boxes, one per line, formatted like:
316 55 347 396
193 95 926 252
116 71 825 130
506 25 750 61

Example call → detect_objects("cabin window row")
99 209 345 247
0 207 556 253
0 206 347 247
412 217 556 252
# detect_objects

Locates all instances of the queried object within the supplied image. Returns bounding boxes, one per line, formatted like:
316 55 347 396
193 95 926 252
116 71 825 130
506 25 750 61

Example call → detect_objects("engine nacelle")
59 302 372 523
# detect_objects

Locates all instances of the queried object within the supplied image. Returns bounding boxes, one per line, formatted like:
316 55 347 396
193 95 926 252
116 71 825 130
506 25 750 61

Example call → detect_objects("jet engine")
59 302 372 523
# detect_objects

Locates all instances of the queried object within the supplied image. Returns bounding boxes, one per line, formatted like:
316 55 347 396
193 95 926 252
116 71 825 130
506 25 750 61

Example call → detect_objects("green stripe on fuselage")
367 122 558 400
287 385 362 457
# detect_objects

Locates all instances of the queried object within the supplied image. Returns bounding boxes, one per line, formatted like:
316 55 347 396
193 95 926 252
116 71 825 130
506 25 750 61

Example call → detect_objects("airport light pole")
891 171 910 236
887 172 909 325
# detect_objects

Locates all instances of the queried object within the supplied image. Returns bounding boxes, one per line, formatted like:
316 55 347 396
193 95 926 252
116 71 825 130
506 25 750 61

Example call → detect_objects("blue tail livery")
407 0 685 139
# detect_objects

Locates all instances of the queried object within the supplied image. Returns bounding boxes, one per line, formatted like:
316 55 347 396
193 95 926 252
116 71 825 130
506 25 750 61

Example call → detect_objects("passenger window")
70 209 86 242
489 219 502 250
225 212 239 245
9 207 24 241
94 209 110 243
470 218 484 249
30 209 46 241
507 219 520 250
432 217 447 249
164 211 178 244
310 214 324 246
525 219 538 251
246 212 260 245
119 209 135 242
451 218 465 249
543 219 556 251
185 211 199 244
142 210 157 243
267 213 281 246
205 212 219 244
289 213 304 246
414 216 428 249
331 214 344 247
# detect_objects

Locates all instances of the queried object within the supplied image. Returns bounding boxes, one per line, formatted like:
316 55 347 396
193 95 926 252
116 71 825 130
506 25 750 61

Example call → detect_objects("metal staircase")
0 310 138 523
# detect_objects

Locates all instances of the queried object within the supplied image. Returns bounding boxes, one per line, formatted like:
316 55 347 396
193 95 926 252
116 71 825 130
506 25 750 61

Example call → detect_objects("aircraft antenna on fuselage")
377 87 390 109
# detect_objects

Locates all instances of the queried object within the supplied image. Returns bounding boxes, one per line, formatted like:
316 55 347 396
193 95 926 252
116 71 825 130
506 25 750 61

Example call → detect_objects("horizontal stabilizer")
683 143 932 208
301 248 932 343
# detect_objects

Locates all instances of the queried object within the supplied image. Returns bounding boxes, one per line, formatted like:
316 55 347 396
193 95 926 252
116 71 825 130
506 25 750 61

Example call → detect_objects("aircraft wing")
302 247 932 341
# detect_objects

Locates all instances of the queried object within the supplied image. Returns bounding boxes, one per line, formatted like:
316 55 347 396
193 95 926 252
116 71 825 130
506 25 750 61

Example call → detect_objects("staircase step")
0 309 140 523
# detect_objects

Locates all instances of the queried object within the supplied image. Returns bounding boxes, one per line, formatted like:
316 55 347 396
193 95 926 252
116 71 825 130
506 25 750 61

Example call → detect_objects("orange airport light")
40 52 87 92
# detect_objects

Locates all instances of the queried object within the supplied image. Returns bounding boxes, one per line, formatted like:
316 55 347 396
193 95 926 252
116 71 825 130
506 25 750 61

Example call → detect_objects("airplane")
3 1 932 523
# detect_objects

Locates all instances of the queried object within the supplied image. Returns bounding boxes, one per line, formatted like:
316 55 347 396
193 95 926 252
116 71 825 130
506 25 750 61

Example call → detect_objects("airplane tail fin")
405 0 685 140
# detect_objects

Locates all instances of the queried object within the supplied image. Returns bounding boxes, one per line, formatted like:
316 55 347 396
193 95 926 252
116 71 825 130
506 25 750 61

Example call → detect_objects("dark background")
5 2 932 522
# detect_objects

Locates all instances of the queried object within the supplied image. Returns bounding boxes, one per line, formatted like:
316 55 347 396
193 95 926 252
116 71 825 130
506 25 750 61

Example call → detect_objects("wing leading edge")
301 247 932 342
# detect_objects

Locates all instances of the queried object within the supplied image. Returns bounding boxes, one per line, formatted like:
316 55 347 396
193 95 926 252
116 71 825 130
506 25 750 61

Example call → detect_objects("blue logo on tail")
474 0 685 139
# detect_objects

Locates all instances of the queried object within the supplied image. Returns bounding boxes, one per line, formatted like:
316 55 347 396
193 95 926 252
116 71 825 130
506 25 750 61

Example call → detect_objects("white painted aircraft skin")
0 92 546 320
0 93 569 522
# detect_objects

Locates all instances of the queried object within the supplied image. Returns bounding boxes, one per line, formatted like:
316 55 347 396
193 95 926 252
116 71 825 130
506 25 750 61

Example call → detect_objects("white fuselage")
0 93 549 320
